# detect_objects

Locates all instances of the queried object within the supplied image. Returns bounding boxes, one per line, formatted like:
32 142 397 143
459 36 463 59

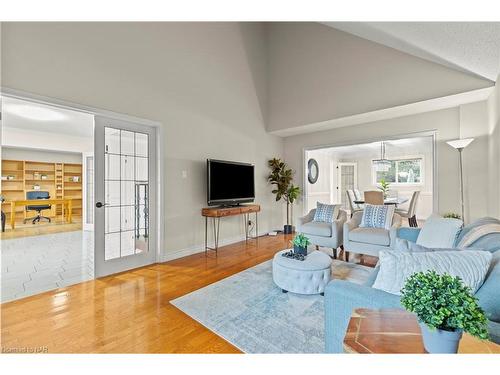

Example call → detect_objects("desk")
202 204 260 254
7 198 73 229
354 197 408 205
343 308 500 354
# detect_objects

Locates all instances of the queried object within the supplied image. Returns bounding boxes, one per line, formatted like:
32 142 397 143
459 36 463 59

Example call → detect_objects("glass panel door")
94 116 156 278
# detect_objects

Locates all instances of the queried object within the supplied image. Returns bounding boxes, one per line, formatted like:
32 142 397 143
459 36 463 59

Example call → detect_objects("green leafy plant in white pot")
291 233 310 256
401 270 489 353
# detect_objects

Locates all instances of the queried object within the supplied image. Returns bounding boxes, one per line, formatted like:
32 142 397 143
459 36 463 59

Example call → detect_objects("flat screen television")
207 159 255 206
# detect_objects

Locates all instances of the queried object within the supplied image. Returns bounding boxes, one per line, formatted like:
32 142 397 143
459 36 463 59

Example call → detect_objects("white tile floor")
1 230 94 303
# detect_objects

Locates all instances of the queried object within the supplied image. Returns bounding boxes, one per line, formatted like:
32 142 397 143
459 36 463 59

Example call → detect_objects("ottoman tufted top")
273 249 332 271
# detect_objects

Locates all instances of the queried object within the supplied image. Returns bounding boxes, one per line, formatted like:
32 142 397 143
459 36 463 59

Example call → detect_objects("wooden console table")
343 308 500 354
201 204 260 255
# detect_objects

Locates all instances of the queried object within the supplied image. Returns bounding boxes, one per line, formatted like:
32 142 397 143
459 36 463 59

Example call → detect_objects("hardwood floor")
1 219 82 240
1 233 298 353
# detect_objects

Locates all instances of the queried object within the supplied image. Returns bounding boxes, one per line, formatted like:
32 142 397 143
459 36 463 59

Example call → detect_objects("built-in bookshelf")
1 159 82 224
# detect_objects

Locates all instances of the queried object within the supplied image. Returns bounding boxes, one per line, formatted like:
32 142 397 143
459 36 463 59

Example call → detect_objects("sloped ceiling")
323 22 500 82
267 22 495 134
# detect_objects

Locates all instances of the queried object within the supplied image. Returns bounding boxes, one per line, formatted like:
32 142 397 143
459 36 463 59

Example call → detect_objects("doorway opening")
304 135 435 225
1 94 159 302
1 97 94 302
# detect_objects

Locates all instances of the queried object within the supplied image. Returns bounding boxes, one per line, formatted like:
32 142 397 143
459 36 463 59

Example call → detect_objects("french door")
94 116 157 278
337 162 358 209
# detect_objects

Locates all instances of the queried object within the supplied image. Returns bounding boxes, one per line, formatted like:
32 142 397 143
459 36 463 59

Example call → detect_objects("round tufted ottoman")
272 249 332 295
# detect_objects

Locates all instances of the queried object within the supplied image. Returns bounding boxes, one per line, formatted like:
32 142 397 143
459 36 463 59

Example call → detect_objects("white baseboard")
159 231 268 262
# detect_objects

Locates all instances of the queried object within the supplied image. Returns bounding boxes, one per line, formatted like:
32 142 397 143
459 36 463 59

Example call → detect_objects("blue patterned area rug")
170 258 371 353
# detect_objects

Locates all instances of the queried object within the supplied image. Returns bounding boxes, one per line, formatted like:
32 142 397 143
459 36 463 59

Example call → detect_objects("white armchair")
296 209 347 259
343 211 402 257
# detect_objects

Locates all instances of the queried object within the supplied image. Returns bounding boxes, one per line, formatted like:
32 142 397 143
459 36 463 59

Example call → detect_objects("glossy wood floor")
1 234 302 353
1 219 82 240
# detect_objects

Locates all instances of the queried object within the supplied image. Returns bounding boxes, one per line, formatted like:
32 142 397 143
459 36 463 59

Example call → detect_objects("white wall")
1 22 284 260
2 146 82 163
267 22 493 133
285 104 492 222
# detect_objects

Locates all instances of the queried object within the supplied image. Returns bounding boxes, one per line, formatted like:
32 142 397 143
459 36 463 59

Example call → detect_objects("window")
372 157 423 185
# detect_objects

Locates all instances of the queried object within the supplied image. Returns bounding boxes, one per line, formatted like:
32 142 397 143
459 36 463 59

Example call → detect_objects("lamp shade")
446 138 474 149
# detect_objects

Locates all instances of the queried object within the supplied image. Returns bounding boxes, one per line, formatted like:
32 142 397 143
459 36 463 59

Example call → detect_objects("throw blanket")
457 223 500 249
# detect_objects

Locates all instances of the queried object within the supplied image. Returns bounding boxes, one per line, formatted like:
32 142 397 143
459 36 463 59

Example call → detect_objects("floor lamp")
446 138 474 222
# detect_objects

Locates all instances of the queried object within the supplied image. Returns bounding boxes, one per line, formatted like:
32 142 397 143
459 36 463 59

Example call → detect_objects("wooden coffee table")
343 308 500 354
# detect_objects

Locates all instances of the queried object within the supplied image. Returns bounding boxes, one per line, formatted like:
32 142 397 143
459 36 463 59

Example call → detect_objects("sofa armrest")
332 209 348 245
324 280 401 353
397 227 421 243
388 214 402 248
296 209 315 232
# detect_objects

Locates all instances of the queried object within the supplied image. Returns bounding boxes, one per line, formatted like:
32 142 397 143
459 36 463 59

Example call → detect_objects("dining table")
354 197 408 206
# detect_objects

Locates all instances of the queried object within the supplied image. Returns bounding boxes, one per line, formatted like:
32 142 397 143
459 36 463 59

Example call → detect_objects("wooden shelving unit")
1 159 83 225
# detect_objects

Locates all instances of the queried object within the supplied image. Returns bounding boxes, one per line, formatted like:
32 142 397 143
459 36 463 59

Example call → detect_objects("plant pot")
293 244 307 256
418 322 463 353
283 225 293 234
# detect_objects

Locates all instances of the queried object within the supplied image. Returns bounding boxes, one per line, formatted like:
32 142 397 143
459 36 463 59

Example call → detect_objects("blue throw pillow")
313 202 339 223
360 204 395 230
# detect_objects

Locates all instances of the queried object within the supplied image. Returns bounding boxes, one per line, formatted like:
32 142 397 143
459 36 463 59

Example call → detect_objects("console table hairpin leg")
205 216 221 254
244 212 258 243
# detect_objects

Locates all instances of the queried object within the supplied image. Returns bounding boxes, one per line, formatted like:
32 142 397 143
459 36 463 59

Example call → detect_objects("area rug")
170 258 372 353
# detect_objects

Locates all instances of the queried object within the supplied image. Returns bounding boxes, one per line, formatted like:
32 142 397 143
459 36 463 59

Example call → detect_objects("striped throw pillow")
360 204 395 230
313 203 340 223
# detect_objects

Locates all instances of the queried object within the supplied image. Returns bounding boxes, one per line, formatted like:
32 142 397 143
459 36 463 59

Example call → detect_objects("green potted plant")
401 270 489 353
291 233 310 256
377 178 390 199
268 158 301 234
443 212 462 220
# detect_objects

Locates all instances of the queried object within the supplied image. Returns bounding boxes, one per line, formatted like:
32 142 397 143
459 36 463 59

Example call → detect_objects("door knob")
96 202 104 208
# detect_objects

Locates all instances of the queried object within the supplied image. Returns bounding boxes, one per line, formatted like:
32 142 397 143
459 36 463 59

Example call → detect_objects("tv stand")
201 204 260 255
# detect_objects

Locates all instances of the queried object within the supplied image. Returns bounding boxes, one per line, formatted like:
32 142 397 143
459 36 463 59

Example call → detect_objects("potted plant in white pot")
401 270 489 353
267 158 301 234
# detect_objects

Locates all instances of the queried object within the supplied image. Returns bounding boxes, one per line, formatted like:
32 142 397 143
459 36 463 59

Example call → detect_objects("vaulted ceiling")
323 22 500 81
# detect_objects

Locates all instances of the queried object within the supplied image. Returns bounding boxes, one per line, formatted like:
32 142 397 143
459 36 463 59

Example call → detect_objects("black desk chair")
24 191 52 224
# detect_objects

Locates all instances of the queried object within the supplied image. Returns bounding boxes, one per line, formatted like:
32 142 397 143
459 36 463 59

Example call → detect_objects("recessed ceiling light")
6 103 67 122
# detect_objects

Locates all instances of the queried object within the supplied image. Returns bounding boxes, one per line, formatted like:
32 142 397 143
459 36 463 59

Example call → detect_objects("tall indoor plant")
401 270 489 353
268 158 301 234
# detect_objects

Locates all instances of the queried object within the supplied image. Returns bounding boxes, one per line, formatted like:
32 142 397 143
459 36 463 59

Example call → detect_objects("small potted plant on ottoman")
401 270 489 353
292 233 310 256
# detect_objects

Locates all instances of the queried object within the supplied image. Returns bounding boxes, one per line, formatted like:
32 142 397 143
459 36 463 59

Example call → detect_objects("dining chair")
346 190 363 217
395 191 420 227
364 191 384 205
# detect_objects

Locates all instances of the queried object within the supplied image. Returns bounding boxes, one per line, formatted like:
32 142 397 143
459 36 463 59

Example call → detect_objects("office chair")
24 191 52 224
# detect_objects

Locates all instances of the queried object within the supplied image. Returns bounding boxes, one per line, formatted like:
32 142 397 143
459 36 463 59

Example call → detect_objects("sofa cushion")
416 214 463 248
360 204 395 230
349 227 390 246
301 221 332 237
313 202 340 223
373 250 492 295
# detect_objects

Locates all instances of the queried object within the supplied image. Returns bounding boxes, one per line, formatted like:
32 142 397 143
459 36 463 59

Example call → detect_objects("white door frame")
82 151 94 231
0 87 166 275
336 162 358 203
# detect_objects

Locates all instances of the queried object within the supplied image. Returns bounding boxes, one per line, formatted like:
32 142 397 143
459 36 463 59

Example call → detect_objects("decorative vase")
283 224 293 234
418 322 463 353
293 244 307 256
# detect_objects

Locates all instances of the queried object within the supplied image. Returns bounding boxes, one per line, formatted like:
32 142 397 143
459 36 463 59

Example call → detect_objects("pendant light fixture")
373 141 391 172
